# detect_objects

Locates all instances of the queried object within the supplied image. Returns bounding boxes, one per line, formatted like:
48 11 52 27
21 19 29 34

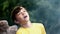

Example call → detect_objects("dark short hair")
11 6 22 21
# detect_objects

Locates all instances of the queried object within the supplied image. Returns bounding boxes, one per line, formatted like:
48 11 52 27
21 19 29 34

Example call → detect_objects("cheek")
16 15 23 20
26 12 29 16
27 13 29 18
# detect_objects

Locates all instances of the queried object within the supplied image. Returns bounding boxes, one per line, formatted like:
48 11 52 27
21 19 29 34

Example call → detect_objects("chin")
24 18 29 22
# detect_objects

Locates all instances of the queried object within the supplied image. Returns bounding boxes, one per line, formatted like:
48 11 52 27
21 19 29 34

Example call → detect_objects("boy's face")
15 7 29 24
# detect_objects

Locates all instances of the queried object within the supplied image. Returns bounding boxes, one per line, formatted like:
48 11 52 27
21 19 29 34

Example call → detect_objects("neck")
21 20 32 28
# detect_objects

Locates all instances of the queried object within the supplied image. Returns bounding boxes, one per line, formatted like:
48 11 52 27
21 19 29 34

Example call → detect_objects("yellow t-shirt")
16 23 46 34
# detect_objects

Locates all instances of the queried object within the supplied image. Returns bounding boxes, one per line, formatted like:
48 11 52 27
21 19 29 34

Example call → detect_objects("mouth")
24 15 27 18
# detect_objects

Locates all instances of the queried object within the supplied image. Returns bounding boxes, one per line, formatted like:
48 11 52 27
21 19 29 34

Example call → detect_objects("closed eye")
17 13 21 16
23 11 26 12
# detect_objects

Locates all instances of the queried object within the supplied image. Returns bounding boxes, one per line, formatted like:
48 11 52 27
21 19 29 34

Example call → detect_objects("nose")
22 12 24 15
21 11 25 15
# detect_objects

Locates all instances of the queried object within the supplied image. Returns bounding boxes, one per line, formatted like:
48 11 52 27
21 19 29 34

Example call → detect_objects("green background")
0 0 60 34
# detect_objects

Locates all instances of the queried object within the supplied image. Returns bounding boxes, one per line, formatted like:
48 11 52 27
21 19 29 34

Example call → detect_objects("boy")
11 6 46 34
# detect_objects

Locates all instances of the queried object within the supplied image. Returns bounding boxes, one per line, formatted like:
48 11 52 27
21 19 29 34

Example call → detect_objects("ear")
14 20 19 24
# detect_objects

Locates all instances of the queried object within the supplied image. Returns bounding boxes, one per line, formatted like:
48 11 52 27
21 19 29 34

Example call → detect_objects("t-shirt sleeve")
16 31 22 34
16 29 22 34
40 23 46 34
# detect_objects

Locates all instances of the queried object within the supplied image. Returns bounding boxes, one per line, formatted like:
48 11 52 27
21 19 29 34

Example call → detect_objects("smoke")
30 0 60 34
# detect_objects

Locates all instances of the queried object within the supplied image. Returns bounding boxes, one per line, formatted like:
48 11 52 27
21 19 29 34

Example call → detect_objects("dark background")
0 0 60 34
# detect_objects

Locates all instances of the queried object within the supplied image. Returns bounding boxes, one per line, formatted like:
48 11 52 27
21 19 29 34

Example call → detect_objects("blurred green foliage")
0 0 37 25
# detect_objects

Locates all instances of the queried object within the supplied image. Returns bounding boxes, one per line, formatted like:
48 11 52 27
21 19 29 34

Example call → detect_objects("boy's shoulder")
32 23 44 27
